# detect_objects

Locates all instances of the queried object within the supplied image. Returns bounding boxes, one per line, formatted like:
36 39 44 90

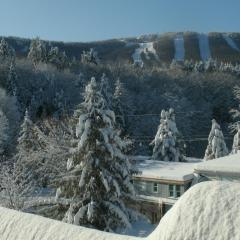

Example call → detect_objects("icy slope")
198 33 211 61
132 42 159 66
222 33 240 52
174 33 185 61
149 181 240 240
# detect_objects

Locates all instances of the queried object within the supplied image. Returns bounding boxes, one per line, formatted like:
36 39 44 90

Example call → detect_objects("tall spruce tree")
0 38 15 64
151 108 185 161
113 78 126 129
7 62 17 96
100 73 112 108
204 119 228 160
56 77 135 232
28 37 47 67
16 109 48 186
232 122 240 154
0 110 9 154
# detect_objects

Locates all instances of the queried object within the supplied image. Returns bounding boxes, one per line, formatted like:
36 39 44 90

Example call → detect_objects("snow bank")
0 181 240 240
222 33 240 52
149 181 240 240
174 33 185 61
0 207 139 240
198 33 211 61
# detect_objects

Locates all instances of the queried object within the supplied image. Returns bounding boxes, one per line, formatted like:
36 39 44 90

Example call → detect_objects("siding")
134 179 188 199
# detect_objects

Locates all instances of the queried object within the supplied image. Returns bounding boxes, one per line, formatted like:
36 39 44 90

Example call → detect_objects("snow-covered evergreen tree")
0 162 35 210
232 122 240 154
0 88 20 154
56 77 135 231
28 37 47 67
48 46 68 70
15 109 49 186
7 62 17 96
150 108 185 161
204 119 228 160
0 38 15 64
81 48 99 65
0 110 9 154
100 73 112 108
113 78 126 129
53 89 66 118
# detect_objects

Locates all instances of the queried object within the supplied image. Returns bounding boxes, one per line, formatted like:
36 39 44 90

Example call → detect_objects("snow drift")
0 181 240 240
149 181 240 240
0 206 139 240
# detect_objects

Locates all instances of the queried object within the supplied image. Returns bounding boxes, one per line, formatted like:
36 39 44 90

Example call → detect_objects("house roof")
194 153 240 177
134 160 197 182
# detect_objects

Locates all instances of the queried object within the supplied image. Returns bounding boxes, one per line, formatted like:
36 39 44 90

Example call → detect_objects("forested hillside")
0 32 240 161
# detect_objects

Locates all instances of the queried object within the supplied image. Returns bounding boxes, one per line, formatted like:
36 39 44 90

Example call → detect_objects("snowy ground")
222 33 240 52
174 33 185 61
198 33 211 61
132 42 159 66
117 216 156 237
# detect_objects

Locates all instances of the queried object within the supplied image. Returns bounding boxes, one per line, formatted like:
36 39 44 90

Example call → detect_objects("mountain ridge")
2 31 240 65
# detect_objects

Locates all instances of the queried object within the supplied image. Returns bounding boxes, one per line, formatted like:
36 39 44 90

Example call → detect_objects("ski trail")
222 33 240 52
132 42 159 66
174 33 185 61
198 33 211 61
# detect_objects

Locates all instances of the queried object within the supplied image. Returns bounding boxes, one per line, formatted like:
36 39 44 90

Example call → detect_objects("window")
176 185 181 197
140 181 146 191
169 185 181 198
169 184 174 197
153 183 158 193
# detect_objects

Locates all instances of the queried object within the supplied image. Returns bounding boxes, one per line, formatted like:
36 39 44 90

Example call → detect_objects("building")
133 159 196 223
194 153 240 182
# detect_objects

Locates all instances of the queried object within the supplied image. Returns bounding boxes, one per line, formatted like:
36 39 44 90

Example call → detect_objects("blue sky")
0 0 239 42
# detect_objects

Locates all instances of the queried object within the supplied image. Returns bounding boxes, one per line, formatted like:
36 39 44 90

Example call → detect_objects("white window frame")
153 182 158 193
169 184 181 198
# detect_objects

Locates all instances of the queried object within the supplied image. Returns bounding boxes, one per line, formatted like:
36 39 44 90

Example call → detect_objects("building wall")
134 179 188 199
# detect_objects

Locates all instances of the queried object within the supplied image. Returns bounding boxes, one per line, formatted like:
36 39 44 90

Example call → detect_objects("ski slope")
198 33 211 61
174 33 185 61
132 42 159 66
222 33 240 52
1 181 240 240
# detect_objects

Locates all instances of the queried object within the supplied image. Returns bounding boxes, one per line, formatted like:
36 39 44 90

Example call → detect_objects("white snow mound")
0 207 139 240
149 181 240 240
0 181 239 240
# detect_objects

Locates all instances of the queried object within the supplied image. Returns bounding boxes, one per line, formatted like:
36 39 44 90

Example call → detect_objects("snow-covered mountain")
4 32 240 65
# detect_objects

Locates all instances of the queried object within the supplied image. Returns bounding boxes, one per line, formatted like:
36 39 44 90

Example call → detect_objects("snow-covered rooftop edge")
195 153 240 176
134 159 198 181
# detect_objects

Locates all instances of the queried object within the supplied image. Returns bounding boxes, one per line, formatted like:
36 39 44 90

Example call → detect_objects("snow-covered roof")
149 181 240 240
134 160 196 182
195 153 240 177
